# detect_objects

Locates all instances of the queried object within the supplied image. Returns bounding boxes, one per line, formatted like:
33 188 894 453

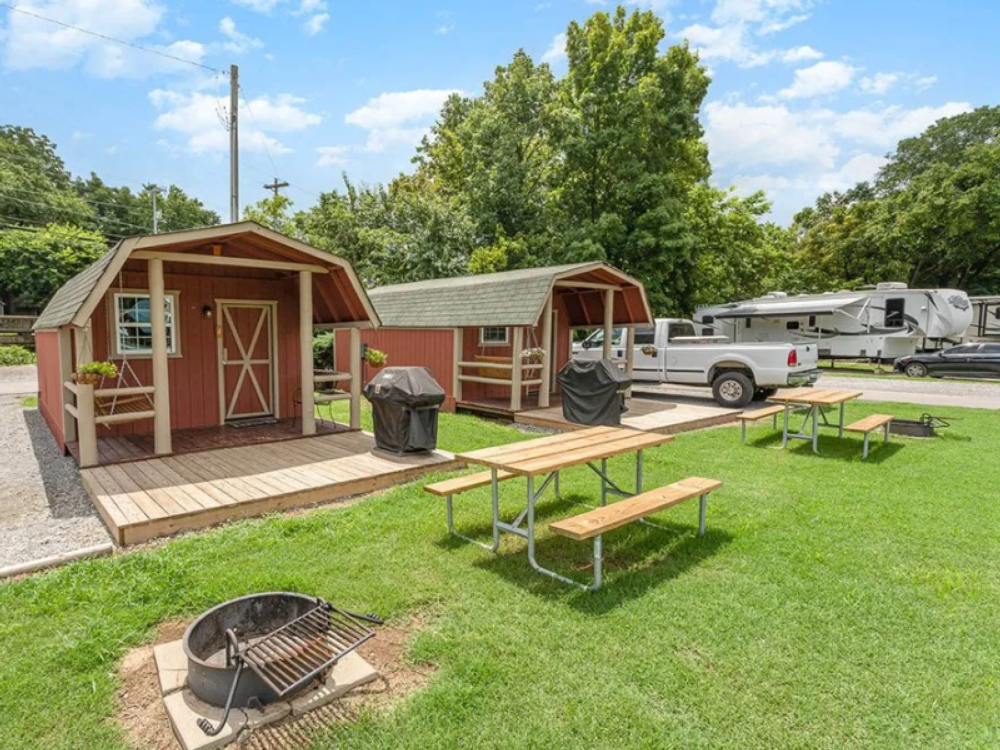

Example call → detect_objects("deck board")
80 432 459 545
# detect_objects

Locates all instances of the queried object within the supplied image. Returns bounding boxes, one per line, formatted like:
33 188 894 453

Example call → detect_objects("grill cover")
364 367 446 454
557 359 632 426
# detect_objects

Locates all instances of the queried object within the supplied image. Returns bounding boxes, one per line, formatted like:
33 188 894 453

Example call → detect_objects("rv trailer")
964 296 1000 341
694 283 972 361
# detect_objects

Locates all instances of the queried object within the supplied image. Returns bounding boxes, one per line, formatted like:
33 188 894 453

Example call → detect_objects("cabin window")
786 321 800 331
885 298 906 328
479 326 509 346
634 327 656 345
112 292 179 357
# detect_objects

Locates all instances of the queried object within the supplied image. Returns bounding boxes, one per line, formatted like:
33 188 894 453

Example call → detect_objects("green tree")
0 224 106 310
244 193 295 234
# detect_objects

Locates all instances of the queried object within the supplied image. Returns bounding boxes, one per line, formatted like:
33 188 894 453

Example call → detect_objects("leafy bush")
0 345 36 366
313 331 335 371
77 361 118 378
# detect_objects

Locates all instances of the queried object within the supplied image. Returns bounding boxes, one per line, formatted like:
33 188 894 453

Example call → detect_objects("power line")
0 2 225 74
0 219 118 242
239 85 281 186
0 192 150 233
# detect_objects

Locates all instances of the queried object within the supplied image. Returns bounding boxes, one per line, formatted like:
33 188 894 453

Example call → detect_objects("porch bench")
425 470 517 549
736 405 785 444
843 414 894 459
550 476 722 541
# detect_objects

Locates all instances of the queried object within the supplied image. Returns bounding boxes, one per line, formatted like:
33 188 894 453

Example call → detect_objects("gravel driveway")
0 393 111 569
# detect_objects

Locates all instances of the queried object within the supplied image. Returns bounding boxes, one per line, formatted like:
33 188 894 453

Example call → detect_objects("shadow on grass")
742 427 906 463
442 493 733 612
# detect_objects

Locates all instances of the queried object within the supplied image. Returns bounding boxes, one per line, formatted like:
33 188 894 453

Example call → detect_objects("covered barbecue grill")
557 359 632 426
364 367 446 454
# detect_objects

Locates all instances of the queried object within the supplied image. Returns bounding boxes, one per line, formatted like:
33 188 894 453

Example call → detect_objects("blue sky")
2 0 996 225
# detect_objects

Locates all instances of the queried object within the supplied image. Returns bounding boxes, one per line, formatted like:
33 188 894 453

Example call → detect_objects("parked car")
574 318 821 408
895 343 1000 378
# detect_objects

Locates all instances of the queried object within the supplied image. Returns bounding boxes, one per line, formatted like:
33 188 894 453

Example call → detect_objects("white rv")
964 296 1000 341
694 283 972 361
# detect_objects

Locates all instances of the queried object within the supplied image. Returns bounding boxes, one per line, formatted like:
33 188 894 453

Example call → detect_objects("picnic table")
455 426 674 589
768 387 864 453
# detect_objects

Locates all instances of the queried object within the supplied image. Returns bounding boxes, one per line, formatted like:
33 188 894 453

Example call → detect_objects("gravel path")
0 394 111 568
0 364 38 395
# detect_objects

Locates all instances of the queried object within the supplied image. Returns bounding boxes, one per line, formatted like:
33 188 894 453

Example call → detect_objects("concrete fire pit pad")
155 637 377 750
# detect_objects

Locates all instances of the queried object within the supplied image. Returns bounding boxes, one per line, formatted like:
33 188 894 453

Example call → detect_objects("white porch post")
625 326 636 398
299 271 316 436
539 294 553 408
453 327 463 403
603 288 615 360
349 327 362 429
510 326 524 412
76 383 98 467
58 327 77 444
148 258 172 456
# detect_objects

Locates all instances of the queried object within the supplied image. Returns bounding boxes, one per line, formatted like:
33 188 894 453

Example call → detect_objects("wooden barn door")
219 302 276 422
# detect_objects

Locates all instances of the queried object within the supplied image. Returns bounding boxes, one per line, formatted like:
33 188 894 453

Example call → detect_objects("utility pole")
263 178 289 196
229 63 239 223
144 185 164 234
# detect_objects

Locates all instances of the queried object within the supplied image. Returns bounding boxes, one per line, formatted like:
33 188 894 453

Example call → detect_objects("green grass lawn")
1 403 998 749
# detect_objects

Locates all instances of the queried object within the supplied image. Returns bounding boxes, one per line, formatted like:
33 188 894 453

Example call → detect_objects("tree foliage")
0 224 106 310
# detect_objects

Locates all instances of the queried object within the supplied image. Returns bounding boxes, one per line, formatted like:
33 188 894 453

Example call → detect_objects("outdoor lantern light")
202 305 213 318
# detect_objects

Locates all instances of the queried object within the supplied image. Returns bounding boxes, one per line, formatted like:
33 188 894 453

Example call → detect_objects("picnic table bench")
736 404 786 444
428 426 721 591
844 414 894 458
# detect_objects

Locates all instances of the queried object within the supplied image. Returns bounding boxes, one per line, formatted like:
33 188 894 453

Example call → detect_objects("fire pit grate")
196 597 381 737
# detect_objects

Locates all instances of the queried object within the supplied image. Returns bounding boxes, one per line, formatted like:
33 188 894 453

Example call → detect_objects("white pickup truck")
574 319 820 407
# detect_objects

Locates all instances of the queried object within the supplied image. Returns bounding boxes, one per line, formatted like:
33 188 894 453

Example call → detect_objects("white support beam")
74 383 98 467
510 326 524 412
132 250 329 275
625 325 636 398
453 328 463 403
349 327 362 429
539 293 553 408
299 271 316 436
58 327 77 445
553 280 622 291
148 258 172 456
73 325 93 367
603 288 615 360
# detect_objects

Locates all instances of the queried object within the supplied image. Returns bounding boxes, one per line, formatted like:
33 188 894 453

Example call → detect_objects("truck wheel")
712 372 754 408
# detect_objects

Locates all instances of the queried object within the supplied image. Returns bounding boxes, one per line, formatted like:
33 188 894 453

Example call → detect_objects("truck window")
885 298 906 328
667 323 696 341
585 328 624 348
634 327 655 345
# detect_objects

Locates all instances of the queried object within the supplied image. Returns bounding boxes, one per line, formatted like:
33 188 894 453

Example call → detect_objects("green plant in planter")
521 347 545 363
75 360 118 384
364 348 388 368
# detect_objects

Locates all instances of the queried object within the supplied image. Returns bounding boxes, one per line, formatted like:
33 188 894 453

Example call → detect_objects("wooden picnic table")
767 387 864 453
456 426 674 588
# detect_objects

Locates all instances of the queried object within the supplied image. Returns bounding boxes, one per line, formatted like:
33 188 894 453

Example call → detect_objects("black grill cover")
364 367 446 454
557 359 632 426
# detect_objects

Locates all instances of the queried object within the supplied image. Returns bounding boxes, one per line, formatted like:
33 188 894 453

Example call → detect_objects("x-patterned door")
219 302 276 421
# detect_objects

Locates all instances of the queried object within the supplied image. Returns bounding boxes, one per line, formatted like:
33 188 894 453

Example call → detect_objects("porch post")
59 326 77 444
148 258 172 456
349 327 361 429
511 326 524 412
76 382 98 468
539 293 553 409
625 326 636 398
298 271 316 436
603 288 614 360
453 327 463 403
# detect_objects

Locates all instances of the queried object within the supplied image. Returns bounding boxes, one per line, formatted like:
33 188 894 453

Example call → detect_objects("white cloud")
219 16 263 55
779 61 860 99
541 32 567 64
150 88 321 154
781 45 822 63
437 23 455 35
860 72 900 96
712 0 811 26
0 0 206 77
302 12 329 35
913 75 937 92
315 145 350 167
759 13 809 35
345 89 458 130
232 0 283 12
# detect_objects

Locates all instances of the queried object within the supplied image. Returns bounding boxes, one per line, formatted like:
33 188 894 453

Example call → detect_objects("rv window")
885 298 906 328
786 321 800 331
701 315 715 325
745 318 752 329
808 315 817 327
633 327 655 345
701 329 714 336
667 323 696 341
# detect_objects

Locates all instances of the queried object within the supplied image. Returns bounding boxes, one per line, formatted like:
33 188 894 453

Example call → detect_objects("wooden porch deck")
79 431 460 545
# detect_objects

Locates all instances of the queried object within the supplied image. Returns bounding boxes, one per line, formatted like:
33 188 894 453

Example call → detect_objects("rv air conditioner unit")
876 282 909 291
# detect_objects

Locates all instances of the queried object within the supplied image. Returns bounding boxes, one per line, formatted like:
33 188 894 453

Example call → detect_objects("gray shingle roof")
33 246 119 330
368 263 601 328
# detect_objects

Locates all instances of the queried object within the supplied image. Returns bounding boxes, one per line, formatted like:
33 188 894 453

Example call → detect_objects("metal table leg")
812 405 820 454
525 473 599 591
782 403 790 448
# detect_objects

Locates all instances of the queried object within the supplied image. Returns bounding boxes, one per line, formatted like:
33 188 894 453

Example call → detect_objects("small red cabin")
334 263 653 415
34 222 378 467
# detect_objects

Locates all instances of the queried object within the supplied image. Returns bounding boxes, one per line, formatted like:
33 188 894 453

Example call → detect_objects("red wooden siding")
335 327 457 410
36 330 65 450
87 270 305 437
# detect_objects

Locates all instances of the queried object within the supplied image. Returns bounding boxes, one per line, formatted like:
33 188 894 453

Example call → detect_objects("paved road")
0 364 38 395
635 375 1000 410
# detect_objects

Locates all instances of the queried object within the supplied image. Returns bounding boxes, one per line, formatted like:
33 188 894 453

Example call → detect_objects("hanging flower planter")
521 347 545 363
74 361 118 386
364 348 388 370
